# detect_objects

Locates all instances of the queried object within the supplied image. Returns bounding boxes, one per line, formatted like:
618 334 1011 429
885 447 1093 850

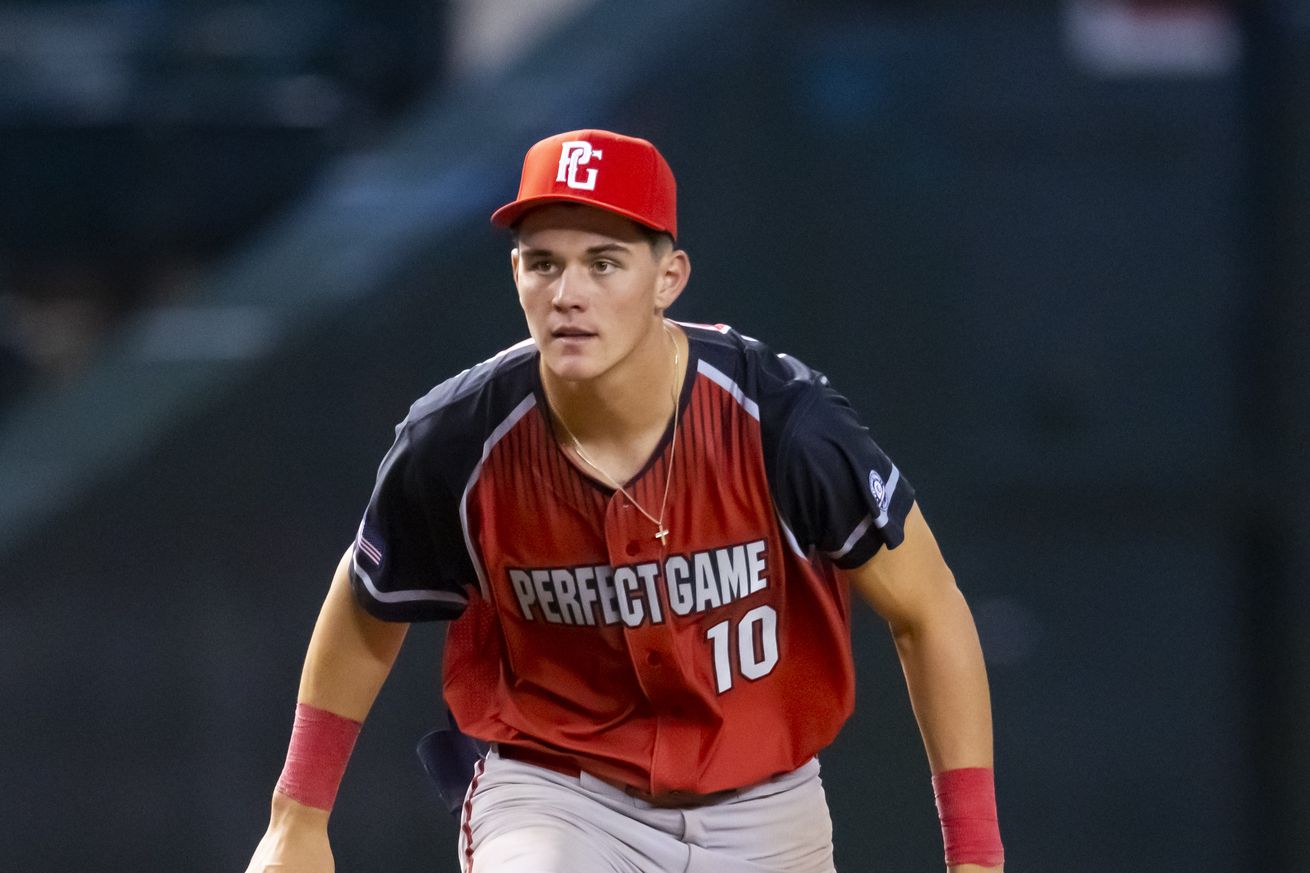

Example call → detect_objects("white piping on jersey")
827 464 900 561
464 336 536 377
673 319 732 334
450 336 535 379
352 520 469 607
773 499 807 560
673 319 760 344
696 359 761 420
695 358 806 561
459 392 538 600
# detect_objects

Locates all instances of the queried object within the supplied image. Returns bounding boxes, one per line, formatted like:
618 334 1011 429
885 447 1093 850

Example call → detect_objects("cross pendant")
655 527 669 545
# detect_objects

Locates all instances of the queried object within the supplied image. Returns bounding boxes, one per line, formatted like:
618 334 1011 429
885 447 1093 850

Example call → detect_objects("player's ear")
510 247 521 283
654 248 690 311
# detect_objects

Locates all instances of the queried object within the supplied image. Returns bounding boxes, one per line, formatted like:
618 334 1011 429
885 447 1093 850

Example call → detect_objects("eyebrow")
518 243 634 257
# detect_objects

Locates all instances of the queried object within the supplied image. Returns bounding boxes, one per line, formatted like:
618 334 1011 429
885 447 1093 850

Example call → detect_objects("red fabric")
490 129 678 238
932 767 1005 868
443 373 857 797
274 703 362 811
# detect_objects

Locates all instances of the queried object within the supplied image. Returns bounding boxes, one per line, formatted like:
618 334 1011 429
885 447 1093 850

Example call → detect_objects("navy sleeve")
350 418 473 622
775 378 916 569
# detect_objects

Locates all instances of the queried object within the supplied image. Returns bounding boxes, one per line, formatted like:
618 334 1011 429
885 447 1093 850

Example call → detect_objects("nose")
551 264 586 310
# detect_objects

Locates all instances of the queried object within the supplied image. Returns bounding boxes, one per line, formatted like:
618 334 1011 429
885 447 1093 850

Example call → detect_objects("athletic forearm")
891 584 993 773
274 546 408 806
297 547 409 720
846 506 1002 869
246 548 407 872
273 549 407 809
892 587 1002 872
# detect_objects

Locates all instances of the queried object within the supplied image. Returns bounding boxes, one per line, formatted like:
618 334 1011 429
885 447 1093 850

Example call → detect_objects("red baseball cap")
491 129 678 239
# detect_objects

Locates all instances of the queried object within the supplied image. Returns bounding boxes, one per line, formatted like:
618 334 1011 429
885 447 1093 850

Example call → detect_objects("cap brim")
490 194 673 238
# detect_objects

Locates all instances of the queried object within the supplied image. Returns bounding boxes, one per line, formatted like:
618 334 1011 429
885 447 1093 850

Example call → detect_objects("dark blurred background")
1 0 1305 870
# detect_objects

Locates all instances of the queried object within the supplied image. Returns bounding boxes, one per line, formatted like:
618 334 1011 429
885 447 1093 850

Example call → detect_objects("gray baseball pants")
457 747 837 873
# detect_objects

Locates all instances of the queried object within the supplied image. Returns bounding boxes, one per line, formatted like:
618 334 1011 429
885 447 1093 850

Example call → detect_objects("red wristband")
932 767 1004 868
275 703 362 811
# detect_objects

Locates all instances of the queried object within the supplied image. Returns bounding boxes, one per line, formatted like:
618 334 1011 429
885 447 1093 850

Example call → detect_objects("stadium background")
1 1 1306 870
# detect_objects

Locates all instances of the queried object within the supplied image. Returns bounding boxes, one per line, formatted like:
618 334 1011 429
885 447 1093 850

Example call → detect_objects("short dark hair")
634 224 676 253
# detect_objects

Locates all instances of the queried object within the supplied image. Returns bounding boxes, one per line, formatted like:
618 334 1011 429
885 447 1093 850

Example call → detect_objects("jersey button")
645 651 663 666
626 540 640 556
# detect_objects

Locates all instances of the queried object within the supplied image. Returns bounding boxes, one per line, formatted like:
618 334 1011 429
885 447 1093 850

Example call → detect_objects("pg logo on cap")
491 129 677 238
556 140 603 191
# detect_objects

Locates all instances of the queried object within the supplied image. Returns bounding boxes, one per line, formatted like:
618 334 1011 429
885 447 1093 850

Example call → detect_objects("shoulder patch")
869 469 887 511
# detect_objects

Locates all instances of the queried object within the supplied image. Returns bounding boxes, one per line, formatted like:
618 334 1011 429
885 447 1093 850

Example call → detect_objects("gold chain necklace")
554 322 680 545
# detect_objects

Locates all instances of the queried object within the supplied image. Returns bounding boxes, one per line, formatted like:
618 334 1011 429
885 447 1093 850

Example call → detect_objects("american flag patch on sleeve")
356 525 384 567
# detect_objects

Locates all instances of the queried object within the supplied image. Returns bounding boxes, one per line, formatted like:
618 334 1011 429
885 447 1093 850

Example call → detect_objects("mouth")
551 327 597 340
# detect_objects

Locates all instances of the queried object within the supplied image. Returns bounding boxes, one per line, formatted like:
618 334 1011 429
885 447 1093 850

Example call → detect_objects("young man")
244 130 1004 872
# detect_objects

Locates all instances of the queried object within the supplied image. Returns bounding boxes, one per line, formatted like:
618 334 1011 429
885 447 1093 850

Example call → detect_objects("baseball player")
244 130 1004 872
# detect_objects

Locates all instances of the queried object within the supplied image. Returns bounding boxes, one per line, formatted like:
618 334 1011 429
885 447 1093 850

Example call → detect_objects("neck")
542 320 685 447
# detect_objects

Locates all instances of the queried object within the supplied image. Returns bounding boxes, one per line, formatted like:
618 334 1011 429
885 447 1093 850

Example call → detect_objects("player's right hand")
243 793 334 873
243 825 333 873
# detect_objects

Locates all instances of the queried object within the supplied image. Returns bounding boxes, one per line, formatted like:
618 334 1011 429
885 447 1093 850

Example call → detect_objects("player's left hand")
243 792 334 873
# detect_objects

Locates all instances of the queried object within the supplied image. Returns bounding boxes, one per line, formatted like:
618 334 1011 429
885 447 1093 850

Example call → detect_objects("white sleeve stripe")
459 393 538 600
352 531 469 606
827 465 902 560
827 514 873 561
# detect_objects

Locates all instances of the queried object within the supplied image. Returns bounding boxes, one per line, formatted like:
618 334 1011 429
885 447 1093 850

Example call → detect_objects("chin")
543 352 607 384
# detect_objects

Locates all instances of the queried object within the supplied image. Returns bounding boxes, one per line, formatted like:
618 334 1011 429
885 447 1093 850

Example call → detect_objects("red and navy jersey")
350 323 915 795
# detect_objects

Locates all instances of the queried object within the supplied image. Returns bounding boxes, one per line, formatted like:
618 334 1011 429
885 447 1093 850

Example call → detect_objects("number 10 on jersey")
705 605 779 693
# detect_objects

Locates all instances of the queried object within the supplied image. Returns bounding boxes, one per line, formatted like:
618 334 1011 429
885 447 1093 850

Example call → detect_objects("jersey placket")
602 492 694 795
